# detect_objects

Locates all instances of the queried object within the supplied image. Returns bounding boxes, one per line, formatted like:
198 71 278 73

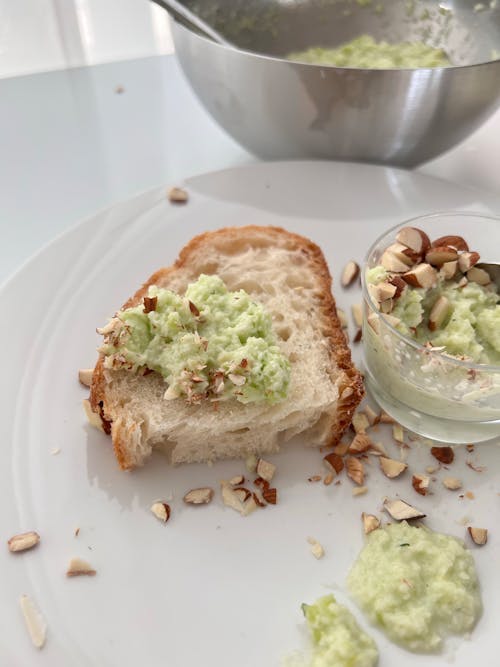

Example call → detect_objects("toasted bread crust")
90 225 363 470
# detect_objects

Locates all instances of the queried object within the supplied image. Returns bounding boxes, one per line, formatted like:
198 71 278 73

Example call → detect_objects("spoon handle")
150 0 232 47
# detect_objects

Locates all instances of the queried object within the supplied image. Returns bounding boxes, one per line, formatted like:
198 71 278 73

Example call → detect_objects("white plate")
2 161 500 667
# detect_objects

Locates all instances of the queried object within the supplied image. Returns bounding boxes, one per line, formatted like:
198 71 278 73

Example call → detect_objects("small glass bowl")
361 211 500 444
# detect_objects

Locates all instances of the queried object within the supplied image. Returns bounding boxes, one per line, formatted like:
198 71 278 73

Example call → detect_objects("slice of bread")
89 226 363 470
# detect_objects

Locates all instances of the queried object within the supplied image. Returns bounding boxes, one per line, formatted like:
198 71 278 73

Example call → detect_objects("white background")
0 0 173 78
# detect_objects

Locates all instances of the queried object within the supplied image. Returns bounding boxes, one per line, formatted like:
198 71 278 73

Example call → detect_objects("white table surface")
1 53 499 285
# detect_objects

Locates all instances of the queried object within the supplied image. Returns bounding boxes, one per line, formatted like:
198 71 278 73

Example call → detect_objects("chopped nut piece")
383 498 426 521
168 186 188 203
221 481 257 515
351 303 363 328
466 444 475 453
382 314 401 328
426 465 439 474
465 491 475 500
308 539 325 559
82 399 105 432
467 266 491 286
431 446 454 464
252 491 266 508
323 452 344 473
379 457 407 479
8 531 40 553
254 476 270 492
412 474 430 496
66 557 96 577
388 275 407 299
466 460 486 473
402 263 438 289
74 527 80 537
392 423 404 443
458 251 480 272
429 295 451 332
467 527 488 546
368 282 397 303
381 250 412 273
143 296 158 313
233 487 252 502
256 458 276 482
432 235 469 252
379 410 395 424
364 405 379 426
245 454 258 472
362 512 381 534
396 227 430 255
346 457 365 485
341 260 360 287
228 373 246 386
20 595 46 649
370 441 388 456
183 487 214 505
337 308 348 328
440 260 458 280
367 312 380 334
323 472 335 486
443 477 462 490
78 368 93 387
353 328 362 343
352 486 368 497
425 246 459 267
262 488 277 504
229 474 245 486
150 502 171 522
352 412 370 434
308 475 322 482
332 441 350 456
349 433 372 454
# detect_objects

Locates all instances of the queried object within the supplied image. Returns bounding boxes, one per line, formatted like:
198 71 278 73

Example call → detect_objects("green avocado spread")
99 274 290 404
302 595 378 667
288 35 450 68
348 522 482 652
367 266 500 364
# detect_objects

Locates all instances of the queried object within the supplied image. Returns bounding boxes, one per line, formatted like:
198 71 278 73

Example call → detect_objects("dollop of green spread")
99 274 290 404
367 267 500 364
288 35 450 68
348 522 482 652
302 595 378 667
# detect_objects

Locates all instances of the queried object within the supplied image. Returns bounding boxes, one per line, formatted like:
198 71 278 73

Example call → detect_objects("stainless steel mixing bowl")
171 0 500 166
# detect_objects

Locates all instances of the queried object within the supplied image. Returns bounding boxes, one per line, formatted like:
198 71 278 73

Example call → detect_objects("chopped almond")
352 412 370 434
353 328 362 343
379 457 407 479
440 260 458 280
458 251 480 272
370 441 388 457
341 260 360 287
367 312 380 334
425 246 458 267
308 538 325 559
429 295 451 331
443 477 462 490
233 487 252 502
432 235 469 251
143 296 158 313
381 250 413 273
352 486 368 497
256 458 276 482
78 368 93 387
379 410 395 424
66 557 96 577
467 527 488 546
431 446 454 464
323 473 335 486
229 474 245 486
349 433 372 454
466 444 475 453
351 303 363 328
168 186 188 203
392 423 404 443
308 475 322 482
7 531 40 553
150 502 171 522
383 498 426 521
412 474 430 496
262 488 277 504
346 457 365 485
396 227 430 254
20 595 46 649
465 491 475 500
333 441 350 456
466 460 486 473
362 513 380 534
221 481 257 515
337 308 348 329
467 266 490 286
364 406 379 426
183 487 214 505
323 452 344 474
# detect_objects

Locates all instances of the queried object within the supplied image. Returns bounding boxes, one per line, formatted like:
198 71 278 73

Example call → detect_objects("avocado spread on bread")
99 274 290 405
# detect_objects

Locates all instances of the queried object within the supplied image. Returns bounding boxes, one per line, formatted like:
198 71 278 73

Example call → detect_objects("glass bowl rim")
361 210 500 374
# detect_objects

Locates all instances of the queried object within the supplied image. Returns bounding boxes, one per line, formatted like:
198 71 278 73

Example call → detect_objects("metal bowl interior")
182 0 500 67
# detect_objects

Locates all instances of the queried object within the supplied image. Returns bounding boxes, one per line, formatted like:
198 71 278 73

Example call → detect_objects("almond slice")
341 260 360 287
425 246 459 267
168 186 188 203
78 368 93 387
66 557 96 577
432 235 469 251
368 282 397 304
20 595 46 649
82 398 105 432
380 457 407 478
412 474 430 496
440 260 458 280
346 457 364 485
364 405 379 426
431 446 454 464
467 266 491 286
458 251 480 273
352 485 368 497
396 226 431 254
383 498 426 521
150 502 171 522
367 312 380 334
388 275 407 299
402 263 438 289
308 539 325 559
337 308 348 329
362 512 381 534
428 295 451 332
381 250 411 273
351 303 363 328
233 487 252 502
323 452 344 474
229 474 245 486
353 328 362 343
183 487 214 505
352 412 370 434
379 410 395 424
387 242 421 266
262 487 277 504
323 472 335 486
256 458 276 482
443 476 462 490
8 531 40 553
467 527 488 546
349 433 372 454
392 423 404 443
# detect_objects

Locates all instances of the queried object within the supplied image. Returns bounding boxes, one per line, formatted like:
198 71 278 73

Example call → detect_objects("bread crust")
90 225 363 470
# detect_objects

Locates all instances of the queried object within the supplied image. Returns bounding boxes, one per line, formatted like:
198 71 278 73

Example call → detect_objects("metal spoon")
476 262 500 290
150 0 233 47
